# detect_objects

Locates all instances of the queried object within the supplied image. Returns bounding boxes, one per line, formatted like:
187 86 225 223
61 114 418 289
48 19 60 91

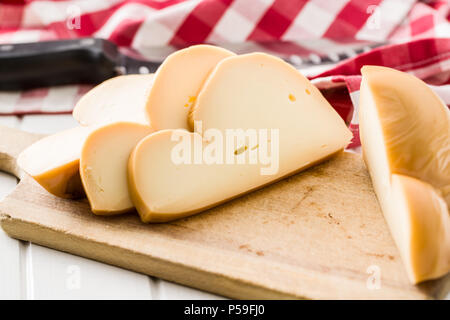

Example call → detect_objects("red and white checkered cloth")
0 0 449 148
311 37 450 148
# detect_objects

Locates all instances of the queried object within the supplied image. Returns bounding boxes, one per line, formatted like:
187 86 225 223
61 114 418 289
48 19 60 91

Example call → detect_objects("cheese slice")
17 126 93 198
190 53 352 178
359 65 450 283
80 122 153 215
73 74 154 126
129 53 352 222
146 45 235 131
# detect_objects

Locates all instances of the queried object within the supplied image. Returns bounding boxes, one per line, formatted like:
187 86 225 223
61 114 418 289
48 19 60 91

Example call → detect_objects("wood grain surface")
0 125 448 299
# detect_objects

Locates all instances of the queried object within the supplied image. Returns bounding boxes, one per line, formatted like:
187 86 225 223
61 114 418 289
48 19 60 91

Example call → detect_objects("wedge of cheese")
80 122 153 214
17 126 93 198
129 53 352 223
146 45 235 131
73 74 154 126
359 65 450 283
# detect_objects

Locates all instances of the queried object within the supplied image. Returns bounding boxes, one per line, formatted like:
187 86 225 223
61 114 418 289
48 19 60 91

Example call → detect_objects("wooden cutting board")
0 125 448 299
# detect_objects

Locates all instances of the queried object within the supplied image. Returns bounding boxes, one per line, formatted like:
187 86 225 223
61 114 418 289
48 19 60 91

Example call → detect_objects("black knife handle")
0 38 120 90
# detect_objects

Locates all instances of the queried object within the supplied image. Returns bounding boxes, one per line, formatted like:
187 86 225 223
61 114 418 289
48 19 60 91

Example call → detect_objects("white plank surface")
0 114 222 300
0 116 22 299
27 245 153 300
0 170 21 300
152 279 225 300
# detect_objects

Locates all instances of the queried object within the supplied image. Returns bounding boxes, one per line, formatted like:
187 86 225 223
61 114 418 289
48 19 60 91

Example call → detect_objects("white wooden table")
0 114 224 300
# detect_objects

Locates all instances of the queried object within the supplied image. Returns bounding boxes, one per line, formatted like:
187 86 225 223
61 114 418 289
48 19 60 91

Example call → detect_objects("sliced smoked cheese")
17 126 93 198
129 53 352 223
73 74 154 126
80 122 153 215
146 45 234 131
359 65 450 283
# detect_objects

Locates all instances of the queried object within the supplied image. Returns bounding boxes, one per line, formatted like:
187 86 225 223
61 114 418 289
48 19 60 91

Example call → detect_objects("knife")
0 38 160 91
0 37 371 91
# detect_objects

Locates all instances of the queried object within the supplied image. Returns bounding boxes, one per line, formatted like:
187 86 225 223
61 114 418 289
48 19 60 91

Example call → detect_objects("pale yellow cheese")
80 122 153 215
146 45 235 131
359 65 450 283
73 74 154 126
17 126 94 198
129 53 352 223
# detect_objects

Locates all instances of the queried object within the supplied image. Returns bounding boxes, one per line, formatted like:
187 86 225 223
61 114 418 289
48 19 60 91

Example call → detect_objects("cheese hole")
184 96 197 108
289 94 296 102
234 145 248 155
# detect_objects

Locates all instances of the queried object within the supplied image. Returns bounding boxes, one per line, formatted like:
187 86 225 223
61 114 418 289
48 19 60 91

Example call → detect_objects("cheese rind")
391 174 450 283
146 45 235 130
129 53 352 222
17 126 93 198
80 122 153 215
73 74 154 126
359 65 450 283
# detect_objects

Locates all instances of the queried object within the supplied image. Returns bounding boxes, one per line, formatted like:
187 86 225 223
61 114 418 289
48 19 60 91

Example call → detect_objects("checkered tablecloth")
0 0 449 148
311 37 450 147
